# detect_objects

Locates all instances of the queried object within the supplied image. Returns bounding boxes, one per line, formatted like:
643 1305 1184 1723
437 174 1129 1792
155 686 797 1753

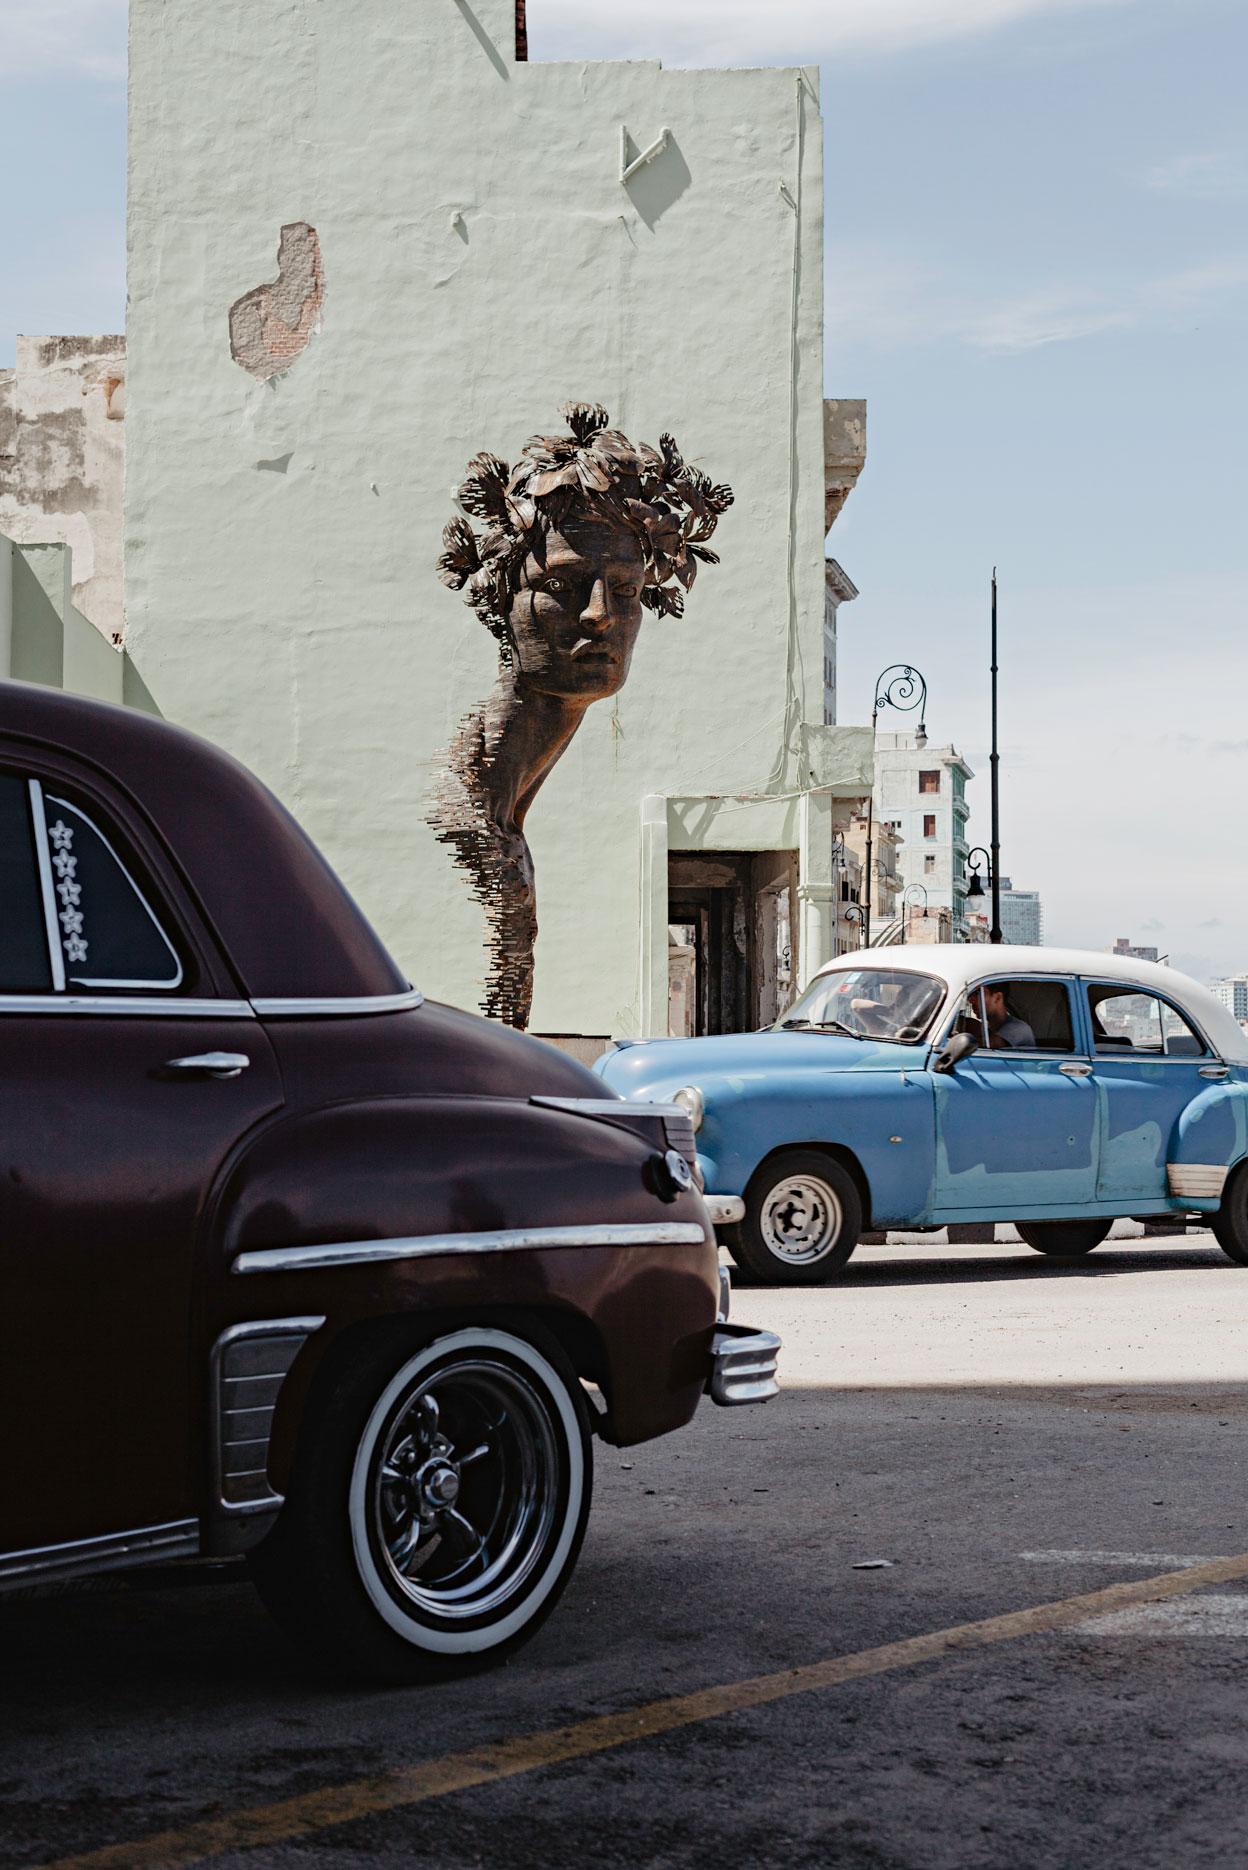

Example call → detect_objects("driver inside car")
982 985 1036 1049
957 985 1036 1050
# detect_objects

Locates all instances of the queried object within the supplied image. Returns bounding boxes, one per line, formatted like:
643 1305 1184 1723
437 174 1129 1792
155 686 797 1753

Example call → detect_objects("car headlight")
672 1084 704 1132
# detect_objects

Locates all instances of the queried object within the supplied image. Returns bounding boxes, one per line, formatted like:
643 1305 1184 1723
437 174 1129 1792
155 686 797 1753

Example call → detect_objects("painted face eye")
544 577 571 595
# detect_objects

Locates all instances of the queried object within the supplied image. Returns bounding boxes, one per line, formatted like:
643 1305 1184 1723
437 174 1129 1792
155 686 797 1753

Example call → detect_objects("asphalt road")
6 1229 1248 1870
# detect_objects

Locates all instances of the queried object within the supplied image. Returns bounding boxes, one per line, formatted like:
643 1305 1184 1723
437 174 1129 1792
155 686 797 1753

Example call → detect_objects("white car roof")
810 944 1248 1063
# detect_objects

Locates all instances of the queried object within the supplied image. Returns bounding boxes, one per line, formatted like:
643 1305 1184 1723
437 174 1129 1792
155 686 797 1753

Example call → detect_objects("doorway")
667 850 798 1036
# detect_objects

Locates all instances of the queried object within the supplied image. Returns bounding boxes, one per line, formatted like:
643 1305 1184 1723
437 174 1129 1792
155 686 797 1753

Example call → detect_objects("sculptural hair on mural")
429 401 733 1028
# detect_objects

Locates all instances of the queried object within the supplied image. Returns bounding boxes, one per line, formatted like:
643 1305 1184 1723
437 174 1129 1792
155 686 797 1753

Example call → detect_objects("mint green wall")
125 0 850 1032
0 531 147 708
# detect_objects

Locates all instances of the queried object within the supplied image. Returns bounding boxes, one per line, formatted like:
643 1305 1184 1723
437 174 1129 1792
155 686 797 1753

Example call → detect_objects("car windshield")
776 968 946 1043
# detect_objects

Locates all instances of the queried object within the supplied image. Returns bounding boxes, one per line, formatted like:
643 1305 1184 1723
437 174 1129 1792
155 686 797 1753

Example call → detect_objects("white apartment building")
874 732 973 935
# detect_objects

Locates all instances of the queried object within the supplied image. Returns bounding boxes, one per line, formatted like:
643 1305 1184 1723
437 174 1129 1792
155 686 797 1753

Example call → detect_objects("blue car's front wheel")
734 1151 862 1286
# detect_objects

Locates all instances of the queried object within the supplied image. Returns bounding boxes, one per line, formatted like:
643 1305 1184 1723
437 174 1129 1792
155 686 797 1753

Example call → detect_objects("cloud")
1145 152 1248 201
826 242 1248 354
0 0 126 81
530 0 1134 65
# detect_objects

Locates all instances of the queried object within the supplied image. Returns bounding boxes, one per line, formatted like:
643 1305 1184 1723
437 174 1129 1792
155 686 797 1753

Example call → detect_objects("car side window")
1160 1000 1207 1056
1089 985 1207 1057
958 980 1075 1053
0 774 184 993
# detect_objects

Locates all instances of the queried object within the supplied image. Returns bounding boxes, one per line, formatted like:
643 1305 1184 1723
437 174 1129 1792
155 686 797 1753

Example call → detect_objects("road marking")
27 1551 1248 1870
1020 1550 1228 1567
1079 1595 1248 1637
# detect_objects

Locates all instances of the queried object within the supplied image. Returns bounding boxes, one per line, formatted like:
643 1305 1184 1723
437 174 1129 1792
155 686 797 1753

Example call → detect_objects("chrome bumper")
707 1322 781 1407
704 1194 745 1226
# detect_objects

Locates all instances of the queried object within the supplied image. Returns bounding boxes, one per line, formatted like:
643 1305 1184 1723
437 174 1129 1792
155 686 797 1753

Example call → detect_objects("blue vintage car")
595 946 1248 1283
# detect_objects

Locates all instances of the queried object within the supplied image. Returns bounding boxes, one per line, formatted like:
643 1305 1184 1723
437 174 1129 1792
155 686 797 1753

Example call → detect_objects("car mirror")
933 1031 977 1074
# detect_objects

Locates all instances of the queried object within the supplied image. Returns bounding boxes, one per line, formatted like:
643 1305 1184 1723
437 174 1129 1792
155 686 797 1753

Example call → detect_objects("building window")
924 855 936 874
923 814 936 839
919 771 940 795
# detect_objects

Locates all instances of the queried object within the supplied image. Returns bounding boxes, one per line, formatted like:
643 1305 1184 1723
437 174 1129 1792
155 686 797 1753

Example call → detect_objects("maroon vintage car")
0 682 778 1681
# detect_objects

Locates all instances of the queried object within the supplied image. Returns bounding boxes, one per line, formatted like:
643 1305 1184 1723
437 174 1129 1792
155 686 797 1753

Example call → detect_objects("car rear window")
0 774 183 994
0 775 54 991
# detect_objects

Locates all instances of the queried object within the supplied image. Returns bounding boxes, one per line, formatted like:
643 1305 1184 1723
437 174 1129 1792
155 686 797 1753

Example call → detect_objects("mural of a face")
509 516 646 702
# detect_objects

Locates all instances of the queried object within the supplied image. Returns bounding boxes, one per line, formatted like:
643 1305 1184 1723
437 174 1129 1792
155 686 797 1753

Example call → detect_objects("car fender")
196 1096 719 1504
1170 1082 1248 1188
698 1067 936 1229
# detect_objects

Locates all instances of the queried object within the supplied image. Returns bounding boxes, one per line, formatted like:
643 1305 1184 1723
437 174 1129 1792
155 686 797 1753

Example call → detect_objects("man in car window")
983 985 1036 1050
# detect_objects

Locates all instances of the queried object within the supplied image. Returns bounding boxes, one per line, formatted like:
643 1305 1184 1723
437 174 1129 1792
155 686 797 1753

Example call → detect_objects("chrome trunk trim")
0 1518 200 1593
211 1318 326 1515
250 988 424 1017
707 1323 781 1407
231 1222 710 1276
1167 1163 1228 1200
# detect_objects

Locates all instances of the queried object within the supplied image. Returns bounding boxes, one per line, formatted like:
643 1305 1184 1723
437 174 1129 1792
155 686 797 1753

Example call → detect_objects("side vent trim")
211 1317 325 1517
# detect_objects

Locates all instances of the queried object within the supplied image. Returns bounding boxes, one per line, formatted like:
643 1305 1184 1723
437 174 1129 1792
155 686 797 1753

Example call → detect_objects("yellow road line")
27 1551 1248 1870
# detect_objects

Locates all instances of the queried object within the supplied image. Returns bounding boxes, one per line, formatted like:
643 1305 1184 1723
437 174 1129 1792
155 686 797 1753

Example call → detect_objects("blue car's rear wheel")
734 1151 862 1285
1213 1162 1248 1265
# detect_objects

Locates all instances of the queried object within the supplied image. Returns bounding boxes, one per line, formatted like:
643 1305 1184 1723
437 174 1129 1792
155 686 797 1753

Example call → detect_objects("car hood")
595 1028 927 1098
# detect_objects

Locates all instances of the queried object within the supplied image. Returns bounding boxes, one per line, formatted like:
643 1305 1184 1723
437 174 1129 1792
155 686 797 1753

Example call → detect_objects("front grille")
213 1320 322 1511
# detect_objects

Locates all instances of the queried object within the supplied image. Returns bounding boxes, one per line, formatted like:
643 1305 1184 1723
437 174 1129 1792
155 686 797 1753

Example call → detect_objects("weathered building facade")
124 0 872 1039
0 336 125 642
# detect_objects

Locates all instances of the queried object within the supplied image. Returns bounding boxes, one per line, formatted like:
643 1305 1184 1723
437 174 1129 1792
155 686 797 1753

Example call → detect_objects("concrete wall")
0 337 126 641
126 0 866 1032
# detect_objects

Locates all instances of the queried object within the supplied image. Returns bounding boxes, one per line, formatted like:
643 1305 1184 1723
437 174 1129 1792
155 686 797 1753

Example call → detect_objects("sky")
2 0 1245 977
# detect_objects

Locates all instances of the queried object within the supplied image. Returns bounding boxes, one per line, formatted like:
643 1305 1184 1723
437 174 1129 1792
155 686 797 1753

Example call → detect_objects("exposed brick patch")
228 224 324 383
515 1 527 60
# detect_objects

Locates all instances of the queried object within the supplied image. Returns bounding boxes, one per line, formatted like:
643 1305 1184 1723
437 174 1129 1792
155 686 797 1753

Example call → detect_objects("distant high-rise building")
996 878 1043 945
1211 975 1248 1020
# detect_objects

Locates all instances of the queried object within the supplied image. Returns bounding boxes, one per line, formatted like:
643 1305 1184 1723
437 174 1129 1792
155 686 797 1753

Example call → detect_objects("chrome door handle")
163 1052 250 1080
1058 1062 1092 1076
1199 1064 1229 1079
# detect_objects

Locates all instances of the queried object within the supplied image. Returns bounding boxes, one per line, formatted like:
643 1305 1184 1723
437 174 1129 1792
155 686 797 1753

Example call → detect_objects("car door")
931 975 1099 1216
1083 981 1217 1205
0 766 284 1556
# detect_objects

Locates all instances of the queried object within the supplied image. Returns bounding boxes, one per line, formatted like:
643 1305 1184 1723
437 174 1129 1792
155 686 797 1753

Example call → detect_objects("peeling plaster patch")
229 224 324 382
256 453 294 474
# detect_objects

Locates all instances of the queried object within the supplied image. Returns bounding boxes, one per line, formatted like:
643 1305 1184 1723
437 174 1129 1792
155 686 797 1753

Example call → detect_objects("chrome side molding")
0 1518 199 1594
0 995 255 1018
250 988 424 1017
232 1222 710 1276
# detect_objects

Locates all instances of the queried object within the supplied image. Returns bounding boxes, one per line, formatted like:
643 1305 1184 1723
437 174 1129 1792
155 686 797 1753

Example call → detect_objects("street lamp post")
989 572 1002 945
865 664 928 950
901 883 928 944
830 831 846 958
965 846 994 940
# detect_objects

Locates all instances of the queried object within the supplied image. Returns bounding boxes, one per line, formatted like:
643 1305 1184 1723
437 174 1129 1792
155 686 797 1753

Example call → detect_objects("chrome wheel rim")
759 1173 843 1265
368 1357 560 1623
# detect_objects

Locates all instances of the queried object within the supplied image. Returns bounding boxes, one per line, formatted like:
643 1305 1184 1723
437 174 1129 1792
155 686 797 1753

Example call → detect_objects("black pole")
989 570 1002 944
863 705 877 949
